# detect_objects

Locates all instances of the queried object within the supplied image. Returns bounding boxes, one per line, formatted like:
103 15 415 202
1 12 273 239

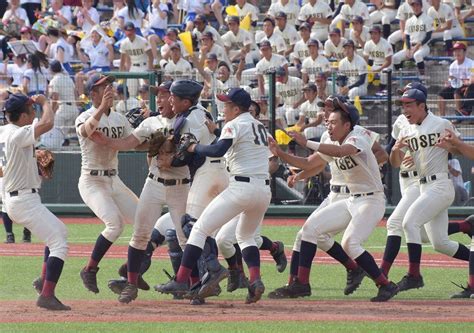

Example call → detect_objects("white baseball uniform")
324 37 347 60
1 120 68 260
163 58 193 80
331 0 370 36
235 2 259 23
428 3 464 41
256 54 289 83
297 0 333 41
119 35 151 96
338 54 368 100
255 31 287 54
275 25 301 51
301 54 331 82
276 76 304 126
299 96 325 139
268 1 301 25
49 72 79 139
76 108 138 243
363 37 394 85
370 0 398 25
388 1 413 45
221 28 255 62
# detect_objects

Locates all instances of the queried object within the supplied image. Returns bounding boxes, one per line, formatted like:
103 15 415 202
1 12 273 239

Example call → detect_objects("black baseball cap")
259 40 272 49
217 88 252 109
369 25 382 33
263 16 276 25
3 93 33 114
343 39 355 48
275 11 287 19
302 83 317 91
150 80 173 94
200 31 214 40
170 79 203 100
226 15 240 24
307 39 319 47
50 60 63 73
194 14 207 23
299 22 311 31
275 67 287 77
397 82 427 97
351 16 364 23
397 88 427 104
124 22 136 31
85 74 115 94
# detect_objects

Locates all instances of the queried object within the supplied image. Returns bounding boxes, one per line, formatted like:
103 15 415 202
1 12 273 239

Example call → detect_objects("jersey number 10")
251 123 268 146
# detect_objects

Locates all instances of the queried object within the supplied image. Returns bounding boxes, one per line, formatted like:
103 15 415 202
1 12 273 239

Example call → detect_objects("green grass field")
1 220 473 332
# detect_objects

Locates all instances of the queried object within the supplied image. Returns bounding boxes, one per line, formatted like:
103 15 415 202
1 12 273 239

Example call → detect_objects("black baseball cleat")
267 278 311 299
154 278 189 296
370 282 399 302
22 229 31 243
450 282 474 299
344 267 366 295
32 276 43 295
108 278 127 295
397 274 424 292
270 241 288 273
4 233 14 244
198 265 229 299
36 295 71 311
245 279 265 304
227 269 249 293
118 283 138 304
80 267 100 293
118 264 150 291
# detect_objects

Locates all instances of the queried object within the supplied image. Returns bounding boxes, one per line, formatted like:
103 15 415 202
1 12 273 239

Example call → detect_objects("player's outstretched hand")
288 131 307 147
268 136 282 156
436 128 460 150
287 174 297 188
204 119 217 134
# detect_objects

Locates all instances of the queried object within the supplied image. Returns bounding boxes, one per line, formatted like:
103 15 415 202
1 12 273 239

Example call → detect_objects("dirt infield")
1 299 473 324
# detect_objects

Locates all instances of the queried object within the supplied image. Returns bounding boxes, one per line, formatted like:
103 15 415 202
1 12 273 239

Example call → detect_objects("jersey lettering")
251 123 268 146
407 133 441 152
98 126 125 139
335 155 358 170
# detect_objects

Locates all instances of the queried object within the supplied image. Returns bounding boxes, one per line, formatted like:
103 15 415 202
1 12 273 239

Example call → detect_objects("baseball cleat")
450 282 474 299
270 241 287 273
32 276 43 295
245 279 265 304
267 278 311 299
22 229 31 243
118 264 150 291
36 295 71 311
396 274 424 292
344 266 366 295
190 297 206 305
118 283 138 304
370 281 399 302
198 265 229 299
227 269 249 293
4 233 14 244
154 278 189 296
80 267 100 293
108 278 127 295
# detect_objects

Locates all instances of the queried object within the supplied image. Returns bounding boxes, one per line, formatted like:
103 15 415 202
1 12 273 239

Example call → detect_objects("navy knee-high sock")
453 243 470 261
42 256 64 297
380 235 402 277
407 243 422 277
298 241 317 284
2 212 13 234
87 234 113 269
242 246 260 283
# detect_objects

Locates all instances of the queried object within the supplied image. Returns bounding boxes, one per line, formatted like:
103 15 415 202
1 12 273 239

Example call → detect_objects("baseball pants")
370 8 397 25
393 45 430 65
431 27 464 42
153 212 176 236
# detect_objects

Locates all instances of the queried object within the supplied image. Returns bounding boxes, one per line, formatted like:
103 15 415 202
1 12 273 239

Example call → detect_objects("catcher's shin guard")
165 229 183 275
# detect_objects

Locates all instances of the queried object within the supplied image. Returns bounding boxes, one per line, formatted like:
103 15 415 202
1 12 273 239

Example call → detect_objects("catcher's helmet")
125 107 145 128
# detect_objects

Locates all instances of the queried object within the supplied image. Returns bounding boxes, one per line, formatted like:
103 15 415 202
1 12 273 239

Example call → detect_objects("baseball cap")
116 84 129 96
49 60 63 73
85 73 115 94
351 16 364 23
194 14 207 23
206 53 218 61
124 22 136 31
307 39 319 47
217 88 252 109
453 42 467 50
226 15 240 24
410 0 422 5
369 25 382 33
259 40 272 49
169 42 181 50
317 94 348 107
299 22 311 31
329 28 341 35
166 28 179 36
170 79 203 100
275 11 287 19
138 84 149 92
263 16 276 25
275 67 287 77
397 88 427 104
3 93 33 114
200 31 214 40
397 81 427 97
302 83 317 91
150 80 173 95
343 39 355 48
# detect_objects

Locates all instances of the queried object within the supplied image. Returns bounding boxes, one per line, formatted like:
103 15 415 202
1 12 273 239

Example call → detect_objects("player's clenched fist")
31 94 47 106
392 136 408 152
267 136 282 156
101 85 115 109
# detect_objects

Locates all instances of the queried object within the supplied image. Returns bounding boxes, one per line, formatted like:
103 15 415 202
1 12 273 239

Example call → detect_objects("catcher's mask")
125 107 145 128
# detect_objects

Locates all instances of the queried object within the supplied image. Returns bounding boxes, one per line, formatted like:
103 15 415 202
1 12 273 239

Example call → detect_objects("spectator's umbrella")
225 5 239 16
240 14 251 31
178 31 194 56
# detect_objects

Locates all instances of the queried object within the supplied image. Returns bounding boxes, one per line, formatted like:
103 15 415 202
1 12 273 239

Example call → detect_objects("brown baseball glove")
36 149 55 179
148 130 176 158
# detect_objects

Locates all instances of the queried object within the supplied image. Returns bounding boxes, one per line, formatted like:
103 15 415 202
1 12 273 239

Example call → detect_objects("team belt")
90 169 117 176
419 173 449 184
234 176 270 186
330 185 350 194
148 173 190 186
351 192 374 198
9 189 37 197
400 171 418 178
210 159 221 164
132 62 147 67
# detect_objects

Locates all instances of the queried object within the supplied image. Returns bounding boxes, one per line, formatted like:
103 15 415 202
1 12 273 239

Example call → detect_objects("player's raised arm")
32 94 56 139
437 128 474 159
268 136 326 171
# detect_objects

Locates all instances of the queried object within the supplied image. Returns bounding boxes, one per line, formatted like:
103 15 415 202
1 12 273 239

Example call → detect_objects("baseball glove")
148 130 176 158
36 149 54 179
174 133 198 162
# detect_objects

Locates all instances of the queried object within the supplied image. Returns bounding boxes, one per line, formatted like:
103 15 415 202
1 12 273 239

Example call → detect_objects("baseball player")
255 40 289 98
255 17 287 56
363 25 393 91
297 0 333 42
220 16 256 64
267 100 399 302
89 81 190 303
391 88 470 293
369 0 400 38
324 28 347 60
1 93 70 310
338 40 368 101
77 74 139 294
428 0 464 55
156 88 272 304
387 0 415 50
392 0 433 76
290 23 312 67
275 67 305 128
274 12 301 58
119 22 153 97
301 39 331 84
330 0 370 38
268 0 300 26
163 44 193 81
349 16 370 50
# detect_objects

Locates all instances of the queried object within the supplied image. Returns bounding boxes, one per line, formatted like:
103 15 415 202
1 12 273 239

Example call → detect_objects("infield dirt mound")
1 299 473 323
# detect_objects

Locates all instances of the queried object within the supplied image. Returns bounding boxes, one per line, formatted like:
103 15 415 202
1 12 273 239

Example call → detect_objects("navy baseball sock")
298 241 317 285
41 247 50 281
259 236 273 251
150 229 165 248
407 243 422 277
139 241 156 275
234 244 244 270
242 246 260 283
469 251 474 289
355 251 389 286
127 246 145 285
382 24 391 39
289 250 300 283
326 242 357 270
207 237 218 256
176 244 203 283
225 253 238 270
87 234 113 269
453 244 470 261
189 265 200 286
448 222 461 235
380 235 402 277
42 256 64 297
2 212 13 234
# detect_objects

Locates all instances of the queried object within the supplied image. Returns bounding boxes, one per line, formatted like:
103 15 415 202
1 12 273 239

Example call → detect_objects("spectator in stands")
428 0 464 56
388 0 414 52
338 39 368 100
448 154 468 206
193 14 224 47
45 27 75 76
437 42 474 116
2 0 30 29
315 72 329 98
255 16 287 56
301 39 331 84
330 0 370 38
162 43 193 80
274 11 300 58
20 0 40 25
75 0 101 34
115 83 141 115
349 15 370 51
48 60 78 141
235 0 259 25
198 31 231 68
275 66 305 127
369 0 399 39
299 82 325 141
117 0 145 36
459 5 474 23
221 15 256 65
363 25 393 93
324 28 346 60
297 0 332 42
160 28 189 68
210 0 226 32
268 0 300 26
146 0 169 65
22 52 49 97
48 0 72 26
290 22 312 69
182 0 211 31
6 54 26 87
255 40 288 98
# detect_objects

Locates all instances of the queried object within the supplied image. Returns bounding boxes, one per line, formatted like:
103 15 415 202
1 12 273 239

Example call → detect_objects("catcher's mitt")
148 130 176 158
36 149 54 179
174 133 198 162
